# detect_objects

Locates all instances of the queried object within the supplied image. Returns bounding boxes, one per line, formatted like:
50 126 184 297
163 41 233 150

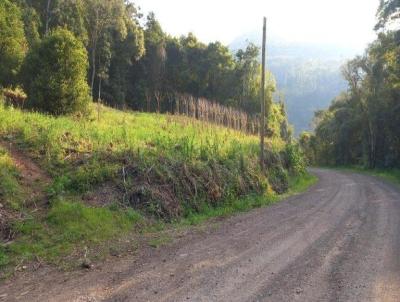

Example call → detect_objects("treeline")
0 0 273 117
301 0 400 169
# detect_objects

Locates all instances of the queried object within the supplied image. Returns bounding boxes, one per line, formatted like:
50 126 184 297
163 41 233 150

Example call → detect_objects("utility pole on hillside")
260 17 267 171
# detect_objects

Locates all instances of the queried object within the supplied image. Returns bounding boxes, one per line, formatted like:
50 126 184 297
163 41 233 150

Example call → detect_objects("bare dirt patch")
0 140 51 205
82 183 123 207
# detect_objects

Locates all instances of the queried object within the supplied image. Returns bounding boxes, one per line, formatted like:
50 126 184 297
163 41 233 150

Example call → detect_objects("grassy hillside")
0 102 314 276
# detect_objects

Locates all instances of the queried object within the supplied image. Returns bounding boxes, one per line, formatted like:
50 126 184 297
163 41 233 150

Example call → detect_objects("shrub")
283 143 306 175
0 0 27 87
268 166 289 194
22 28 90 115
2 86 27 108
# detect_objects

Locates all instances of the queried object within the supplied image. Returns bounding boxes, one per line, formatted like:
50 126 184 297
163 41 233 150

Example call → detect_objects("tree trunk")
195 97 199 119
97 77 102 121
368 120 376 169
90 10 99 97
155 91 161 113
145 90 151 112
45 0 52 35
98 76 102 101
90 38 97 97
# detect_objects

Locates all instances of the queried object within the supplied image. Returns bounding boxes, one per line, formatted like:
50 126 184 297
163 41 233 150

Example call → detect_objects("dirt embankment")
0 141 51 241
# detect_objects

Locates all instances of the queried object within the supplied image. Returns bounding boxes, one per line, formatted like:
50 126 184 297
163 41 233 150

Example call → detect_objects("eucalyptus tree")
375 0 400 30
0 0 27 87
102 3 145 108
84 0 127 97
51 0 88 42
180 34 207 96
235 43 261 113
163 36 186 110
203 42 236 105
13 1 41 47
142 12 167 112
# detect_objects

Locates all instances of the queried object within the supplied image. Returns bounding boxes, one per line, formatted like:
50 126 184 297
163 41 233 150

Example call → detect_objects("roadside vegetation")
333 167 400 187
365 169 400 186
0 101 313 277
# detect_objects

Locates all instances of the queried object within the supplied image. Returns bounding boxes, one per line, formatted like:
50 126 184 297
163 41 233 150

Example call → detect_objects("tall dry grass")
174 93 259 134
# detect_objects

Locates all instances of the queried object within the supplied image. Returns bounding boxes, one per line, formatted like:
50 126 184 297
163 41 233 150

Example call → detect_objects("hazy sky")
134 0 379 49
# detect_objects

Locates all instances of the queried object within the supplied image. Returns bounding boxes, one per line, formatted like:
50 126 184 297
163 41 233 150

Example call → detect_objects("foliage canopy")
0 0 27 87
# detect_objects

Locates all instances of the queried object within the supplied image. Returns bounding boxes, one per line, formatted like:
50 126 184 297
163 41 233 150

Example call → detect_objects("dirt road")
2 169 400 301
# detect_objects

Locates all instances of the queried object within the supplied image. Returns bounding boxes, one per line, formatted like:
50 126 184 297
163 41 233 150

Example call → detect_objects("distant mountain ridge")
230 32 364 134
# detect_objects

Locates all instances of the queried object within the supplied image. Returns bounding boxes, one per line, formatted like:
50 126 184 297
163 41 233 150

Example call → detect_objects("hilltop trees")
1 0 279 122
22 29 90 115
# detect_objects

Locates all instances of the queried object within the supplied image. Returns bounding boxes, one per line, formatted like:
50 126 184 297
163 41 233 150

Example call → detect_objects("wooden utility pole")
260 17 267 171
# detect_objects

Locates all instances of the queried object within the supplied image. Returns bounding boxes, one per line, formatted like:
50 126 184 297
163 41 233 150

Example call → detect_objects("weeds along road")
2 168 400 301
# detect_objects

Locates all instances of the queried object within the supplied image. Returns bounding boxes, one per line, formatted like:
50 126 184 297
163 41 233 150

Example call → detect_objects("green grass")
367 169 400 185
335 166 400 186
0 104 272 173
0 103 293 218
1 200 142 271
287 172 318 194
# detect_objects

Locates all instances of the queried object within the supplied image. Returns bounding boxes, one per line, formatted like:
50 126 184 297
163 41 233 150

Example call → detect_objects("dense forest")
0 0 278 119
301 0 400 169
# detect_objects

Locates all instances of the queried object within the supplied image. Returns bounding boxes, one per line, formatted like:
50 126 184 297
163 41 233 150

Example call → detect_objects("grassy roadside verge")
136 172 318 253
177 172 318 227
333 166 400 187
